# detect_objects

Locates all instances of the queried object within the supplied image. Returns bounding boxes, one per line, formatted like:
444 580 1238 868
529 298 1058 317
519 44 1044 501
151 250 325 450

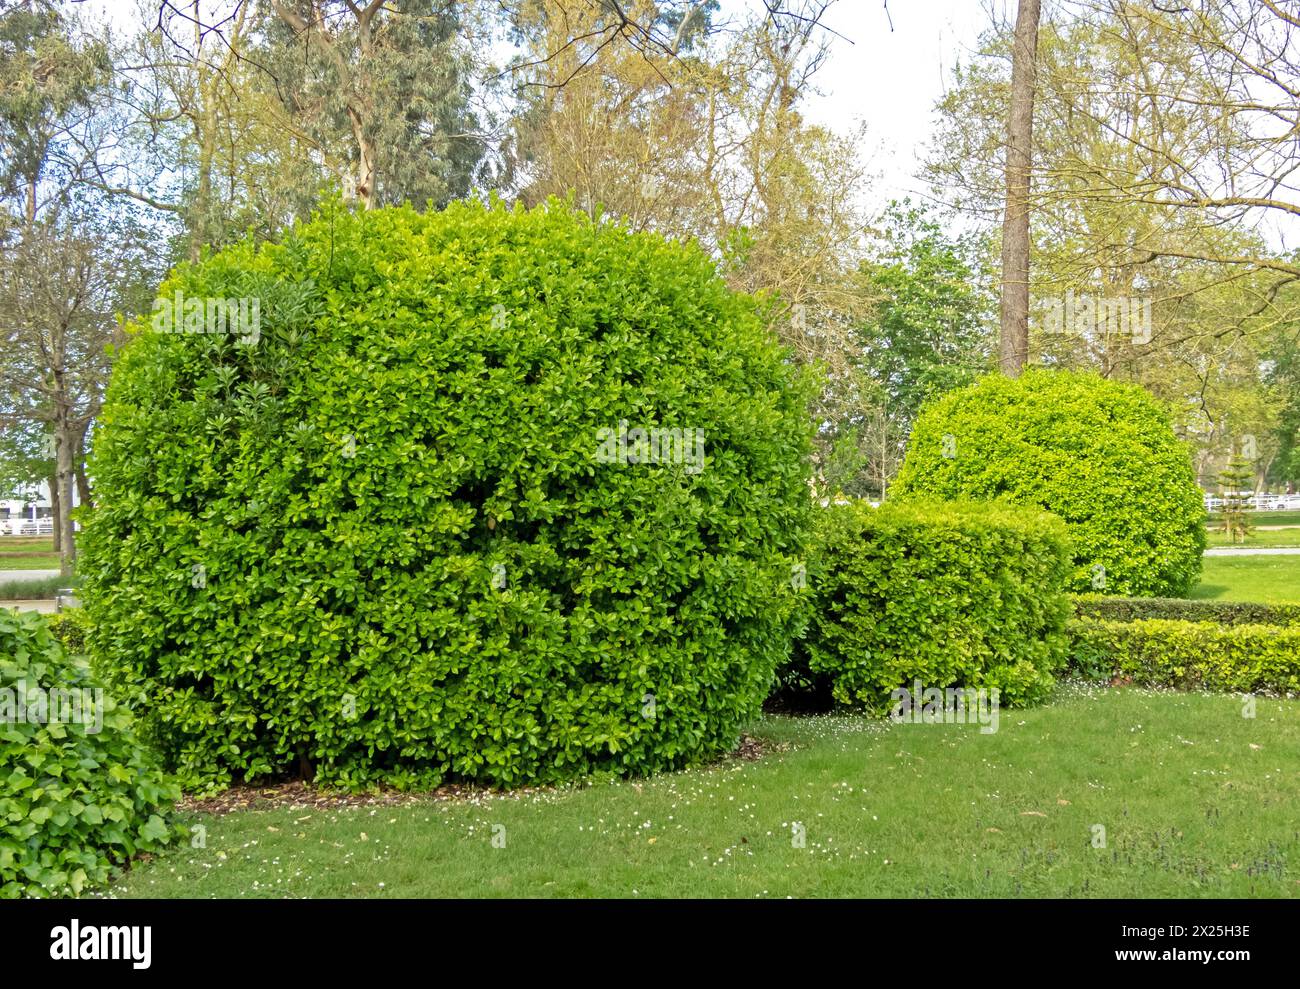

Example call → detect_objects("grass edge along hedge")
0 610 178 898
1067 616 1300 695
892 369 1206 597
790 498 1073 711
81 198 814 793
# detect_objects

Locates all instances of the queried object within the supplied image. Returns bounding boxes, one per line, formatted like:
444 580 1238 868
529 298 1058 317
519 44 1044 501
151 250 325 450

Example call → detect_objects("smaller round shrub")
892 370 1206 597
790 498 1073 711
0 611 177 898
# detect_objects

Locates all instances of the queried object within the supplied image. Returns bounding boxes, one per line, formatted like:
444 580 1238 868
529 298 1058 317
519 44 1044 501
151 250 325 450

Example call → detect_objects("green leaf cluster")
0 610 178 898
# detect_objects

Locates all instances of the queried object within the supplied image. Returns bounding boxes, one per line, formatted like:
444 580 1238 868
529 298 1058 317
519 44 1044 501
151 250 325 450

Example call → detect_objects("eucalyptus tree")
0 0 109 225
999 0 1041 376
0 201 157 573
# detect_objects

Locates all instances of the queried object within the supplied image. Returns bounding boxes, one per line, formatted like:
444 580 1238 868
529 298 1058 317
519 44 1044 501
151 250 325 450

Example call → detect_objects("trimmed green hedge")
892 370 1206 597
791 498 1073 711
1068 617 1300 694
1072 594 1300 627
1 610 177 898
81 199 813 792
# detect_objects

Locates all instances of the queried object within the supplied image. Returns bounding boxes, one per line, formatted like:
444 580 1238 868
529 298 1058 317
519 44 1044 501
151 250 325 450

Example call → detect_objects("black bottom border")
1 897 1291 976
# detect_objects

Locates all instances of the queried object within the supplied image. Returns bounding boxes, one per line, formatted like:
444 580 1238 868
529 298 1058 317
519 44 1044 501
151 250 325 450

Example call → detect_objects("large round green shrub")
892 370 1205 596
787 499 1072 711
81 199 812 791
1 611 177 898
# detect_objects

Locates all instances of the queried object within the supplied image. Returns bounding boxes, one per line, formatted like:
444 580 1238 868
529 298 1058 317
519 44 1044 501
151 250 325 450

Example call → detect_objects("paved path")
1204 547 1300 556
0 568 59 581
3 599 57 614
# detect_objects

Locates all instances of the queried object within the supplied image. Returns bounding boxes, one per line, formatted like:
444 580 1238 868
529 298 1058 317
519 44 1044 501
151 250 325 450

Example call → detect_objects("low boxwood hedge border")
1067 616 1300 695
1071 594 1300 627
786 498 1073 711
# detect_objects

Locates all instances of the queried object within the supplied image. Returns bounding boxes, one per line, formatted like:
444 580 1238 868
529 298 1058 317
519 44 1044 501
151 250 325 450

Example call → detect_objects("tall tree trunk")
190 8 217 262
52 421 76 574
75 433 92 509
998 0 1041 377
56 424 76 578
879 416 889 501
48 471 61 553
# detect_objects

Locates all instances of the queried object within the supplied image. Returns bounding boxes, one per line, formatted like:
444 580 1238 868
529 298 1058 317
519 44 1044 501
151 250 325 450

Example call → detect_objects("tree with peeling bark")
926 3 1300 488
998 0 1040 377
256 0 491 210
0 207 156 575
83 1 262 263
0 0 108 226
143 0 834 213
0 0 111 552
512 1 873 490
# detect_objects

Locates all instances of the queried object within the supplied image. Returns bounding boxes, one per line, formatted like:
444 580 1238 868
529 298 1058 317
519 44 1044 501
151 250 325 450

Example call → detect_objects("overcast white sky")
757 0 997 205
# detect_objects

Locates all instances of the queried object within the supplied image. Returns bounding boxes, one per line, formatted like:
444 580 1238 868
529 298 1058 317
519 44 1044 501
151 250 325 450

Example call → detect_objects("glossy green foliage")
0 610 177 898
81 199 813 791
893 370 1206 596
792 499 1072 711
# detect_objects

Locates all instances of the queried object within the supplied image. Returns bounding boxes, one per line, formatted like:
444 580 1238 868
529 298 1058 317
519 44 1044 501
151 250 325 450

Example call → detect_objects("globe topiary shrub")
892 370 1205 596
786 499 1072 711
81 199 812 792
0 610 177 898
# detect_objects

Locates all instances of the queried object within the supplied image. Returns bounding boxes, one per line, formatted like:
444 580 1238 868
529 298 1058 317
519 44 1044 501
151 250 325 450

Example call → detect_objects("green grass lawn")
0 536 54 551
1209 510 1300 527
104 685 1300 899
0 553 61 569
0 537 59 572
1191 555 1300 604
1206 527 1300 548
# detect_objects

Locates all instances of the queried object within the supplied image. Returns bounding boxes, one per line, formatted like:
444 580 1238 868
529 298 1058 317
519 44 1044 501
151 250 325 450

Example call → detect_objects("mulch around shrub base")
178 781 478 816
178 734 773 815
